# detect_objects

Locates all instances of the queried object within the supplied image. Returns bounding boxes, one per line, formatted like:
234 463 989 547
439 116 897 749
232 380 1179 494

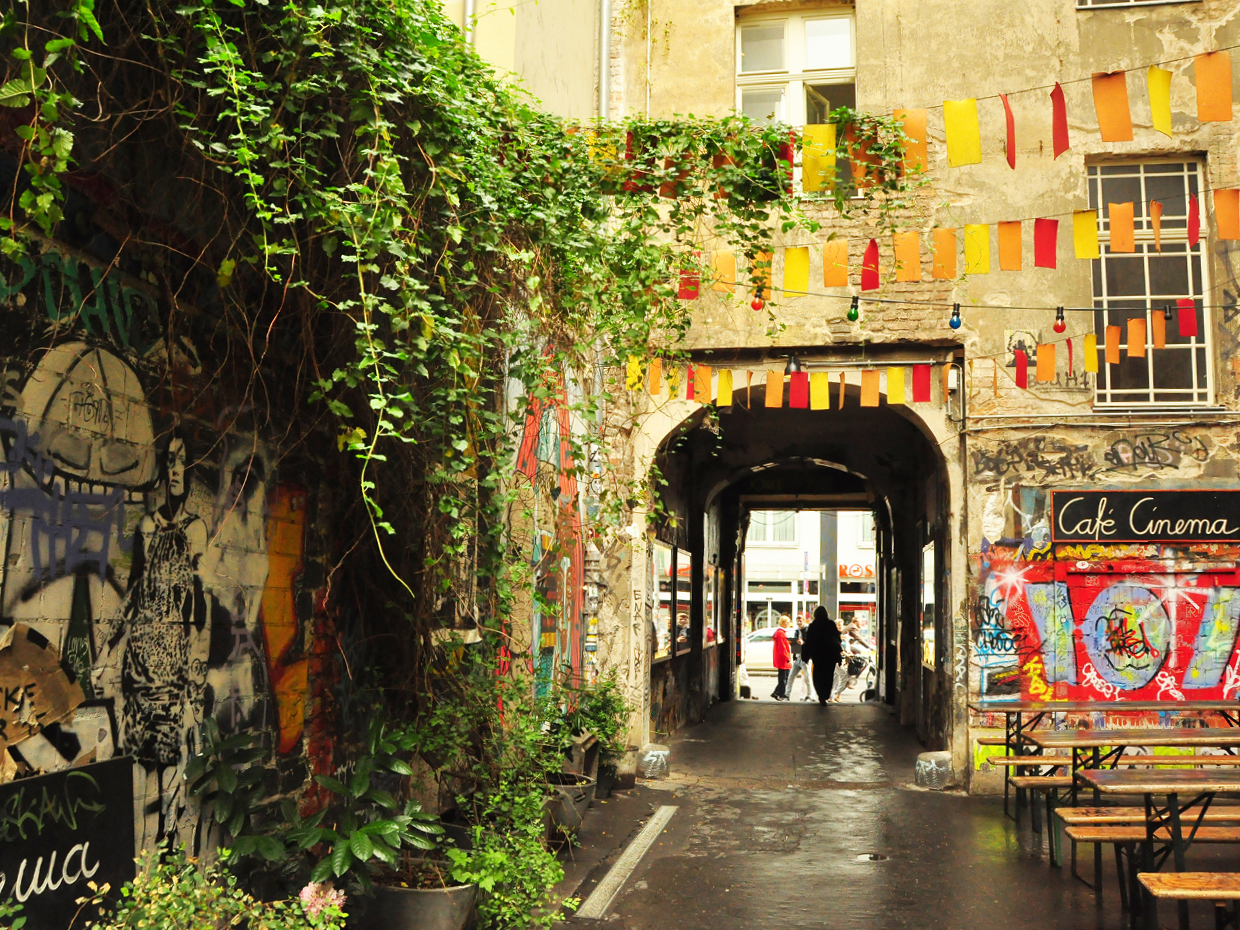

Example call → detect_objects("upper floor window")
735 11 856 126
859 517 875 546
1089 161 1211 407
747 510 797 545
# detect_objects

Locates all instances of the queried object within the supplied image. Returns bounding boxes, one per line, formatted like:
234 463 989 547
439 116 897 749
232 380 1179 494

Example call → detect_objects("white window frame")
1089 159 1213 408
735 11 856 127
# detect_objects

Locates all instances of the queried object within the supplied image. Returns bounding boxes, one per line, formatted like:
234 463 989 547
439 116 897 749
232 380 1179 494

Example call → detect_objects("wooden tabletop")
968 700 1240 715
1028 728 1240 750
1079 768 1240 794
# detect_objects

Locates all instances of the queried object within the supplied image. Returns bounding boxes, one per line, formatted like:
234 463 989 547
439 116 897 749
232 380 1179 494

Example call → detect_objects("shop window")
652 541 674 661
675 551 692 655
704 565 724 647
1089 161 1211 406
736 12 855 126
747 510 797 545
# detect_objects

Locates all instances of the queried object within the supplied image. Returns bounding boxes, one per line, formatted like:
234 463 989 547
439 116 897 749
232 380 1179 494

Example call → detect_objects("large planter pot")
545 772 597 836
363 865 477 930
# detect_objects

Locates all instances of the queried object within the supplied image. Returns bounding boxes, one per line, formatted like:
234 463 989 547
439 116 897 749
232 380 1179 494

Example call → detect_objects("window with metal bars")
1089 161 1211 406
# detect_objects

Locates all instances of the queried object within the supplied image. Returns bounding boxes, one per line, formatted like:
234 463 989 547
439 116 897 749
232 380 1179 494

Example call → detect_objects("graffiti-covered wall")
0 240 323 854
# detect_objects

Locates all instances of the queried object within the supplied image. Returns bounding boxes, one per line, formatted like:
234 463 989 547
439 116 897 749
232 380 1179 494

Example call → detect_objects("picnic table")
1078 768 1240 930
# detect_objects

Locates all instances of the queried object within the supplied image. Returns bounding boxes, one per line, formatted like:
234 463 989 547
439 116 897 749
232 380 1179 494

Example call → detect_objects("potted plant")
565 675 631 800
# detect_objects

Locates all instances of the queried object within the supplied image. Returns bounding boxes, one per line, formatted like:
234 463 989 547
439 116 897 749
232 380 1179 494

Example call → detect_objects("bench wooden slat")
975 736 1007 746
987 756 1073 767
1067 826 1240 843
1010 776 1074 790
1139 872 1240 900
1059 807 1240 825
1116 756 1240 766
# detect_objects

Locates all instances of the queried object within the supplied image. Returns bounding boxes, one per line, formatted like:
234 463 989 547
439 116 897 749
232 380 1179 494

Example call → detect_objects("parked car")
743 627 777 672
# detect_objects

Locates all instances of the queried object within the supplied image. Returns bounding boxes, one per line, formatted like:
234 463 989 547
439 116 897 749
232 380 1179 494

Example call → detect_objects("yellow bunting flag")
1105 325 1121 365
764 370 783 408
666 365 680 399
695 365 712 403
1151 201 1164 252
810 372 831 410
802 123 836 193
998 221 1022 271
823 238 848 287
838 371 847 408
894 108 928 173
1128 318 1146 358
1092 71 1133 142
1148 66 1173 137
860 369 880 407
943 99 982 167
784 246 810 293
893 231 921 282
626 356 642 390
647 358 662 395
1109 202 1135 253
1084 333 1099 373
887 366 906 405
1152 309 1167 349
717 369 733 407
1195 51 1234 123
712 251 736 293
964 224 990 275
932 228 957 279
1074 210 1100 259
1036 344 1055 383
1216 189 1240 240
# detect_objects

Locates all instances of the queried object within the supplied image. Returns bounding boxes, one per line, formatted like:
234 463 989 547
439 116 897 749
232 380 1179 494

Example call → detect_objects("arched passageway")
646 375 957 752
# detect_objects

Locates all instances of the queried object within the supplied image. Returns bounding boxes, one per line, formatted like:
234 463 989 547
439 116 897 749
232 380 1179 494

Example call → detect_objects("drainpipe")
464 0 476 45
598 0 611 119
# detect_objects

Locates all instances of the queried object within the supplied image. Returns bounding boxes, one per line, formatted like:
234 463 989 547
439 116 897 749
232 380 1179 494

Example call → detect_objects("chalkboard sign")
1051 490 1240 543
0 758 134 929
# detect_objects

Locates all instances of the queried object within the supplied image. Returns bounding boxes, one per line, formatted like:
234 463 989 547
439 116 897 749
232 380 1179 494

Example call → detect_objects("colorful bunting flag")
802 124 836 193
861 238 880 291
1148 66 1173 137
932 228 957 279
1195 52 1233 123
912 364 931 402
823 238 848 287
1105 325 1121 365
712 251 735 293
1051 83 1070 158
1189 194 1201 247
943 99 982 167
626 356 642 390
838 371 847 408
686 365 695 400
1178 298 1198 338
1074 210 1100 260
860 369 880 407
1067 338 1074 376
894 108 928 173
678 267 700 299
1000 94 1016 169
1216 189 1240 240
789 371 809 408
1084 334 1099 373
810 372 831 410
1151 201 1164 252
887 366 906 405
717 369 733 407
893 231 920 282
784 246 810 293
998 221 1022 271
667 365 680 399
1092 71 1133 142
752 251 772 296
964 224 990 275
1036 343 1055 382
1109 202 1135 253
1034 218 1058 269
695 364 712 402
648 358 662 395
764 370 783 408
1015 349 1028 389
1152 308 1167 349
1127 318 1146 358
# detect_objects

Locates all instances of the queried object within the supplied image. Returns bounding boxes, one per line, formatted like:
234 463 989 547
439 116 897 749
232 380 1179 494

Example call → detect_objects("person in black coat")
802 605 843 705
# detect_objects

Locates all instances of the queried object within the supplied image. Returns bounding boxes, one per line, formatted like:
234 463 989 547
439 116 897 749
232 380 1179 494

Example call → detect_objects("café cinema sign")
1051 490 1240 543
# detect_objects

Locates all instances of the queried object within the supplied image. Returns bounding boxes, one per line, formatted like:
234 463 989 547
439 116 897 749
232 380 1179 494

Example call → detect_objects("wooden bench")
1009 775 1074 859
1060 807 1240 825
987 756 1073 768
1116 756 1240 766
1139 872 1240 929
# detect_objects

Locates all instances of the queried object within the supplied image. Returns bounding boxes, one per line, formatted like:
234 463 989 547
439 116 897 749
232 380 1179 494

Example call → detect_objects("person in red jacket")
771 615 793 701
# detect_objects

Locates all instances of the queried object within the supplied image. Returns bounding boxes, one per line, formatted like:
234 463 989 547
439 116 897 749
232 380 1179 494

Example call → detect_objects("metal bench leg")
1047 790 1059 866
1032 788 1043 834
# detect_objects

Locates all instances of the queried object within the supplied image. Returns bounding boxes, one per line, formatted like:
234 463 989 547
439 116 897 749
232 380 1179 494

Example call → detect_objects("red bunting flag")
1189 194 1200 247
861 238 880 291
1034 218 1058 268
1051 83 1069 158
912 363 931 402
1015 349 1028 389
678 268 700 300
1178 298 1198 338
1000 94 1016 169
686 365 695 400
1067 338 1074 376
789 371 809 408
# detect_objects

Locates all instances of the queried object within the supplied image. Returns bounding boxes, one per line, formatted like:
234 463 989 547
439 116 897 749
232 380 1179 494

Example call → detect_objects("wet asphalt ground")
562 700 1240 930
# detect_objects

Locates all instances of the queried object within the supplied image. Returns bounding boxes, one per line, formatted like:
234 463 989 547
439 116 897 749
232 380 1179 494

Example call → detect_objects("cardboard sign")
0 624 85 751
0 758 134 928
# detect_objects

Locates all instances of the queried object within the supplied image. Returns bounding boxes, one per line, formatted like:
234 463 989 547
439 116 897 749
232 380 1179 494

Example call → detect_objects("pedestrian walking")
771 615 792 701
783 614 815 700
802 605 842 705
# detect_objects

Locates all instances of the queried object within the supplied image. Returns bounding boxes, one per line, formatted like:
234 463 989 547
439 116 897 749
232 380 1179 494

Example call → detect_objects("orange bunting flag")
1036 344 1055 383
752 251 772 296
764 370 783 408
1195 52 1234 123
695 365 712 403
998 221 1022 271
1152 308 1167 349
712 251 736 293
1092 71 1133 142
1128 318 1147 358
894 108 928 174
823 238 849 287
932 228 957 279
893 231 921 282
1105 325 1122 365
838 371 847 408
1216 189 1240 240
1109 202 1135 253
1084 333 1099 373
1151 201 1164 252
647 358 662 396
860 369 881 407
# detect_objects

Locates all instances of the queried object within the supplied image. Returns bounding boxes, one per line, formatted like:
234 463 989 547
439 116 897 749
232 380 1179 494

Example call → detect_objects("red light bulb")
751 296 764 311
1053 307 1066 334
